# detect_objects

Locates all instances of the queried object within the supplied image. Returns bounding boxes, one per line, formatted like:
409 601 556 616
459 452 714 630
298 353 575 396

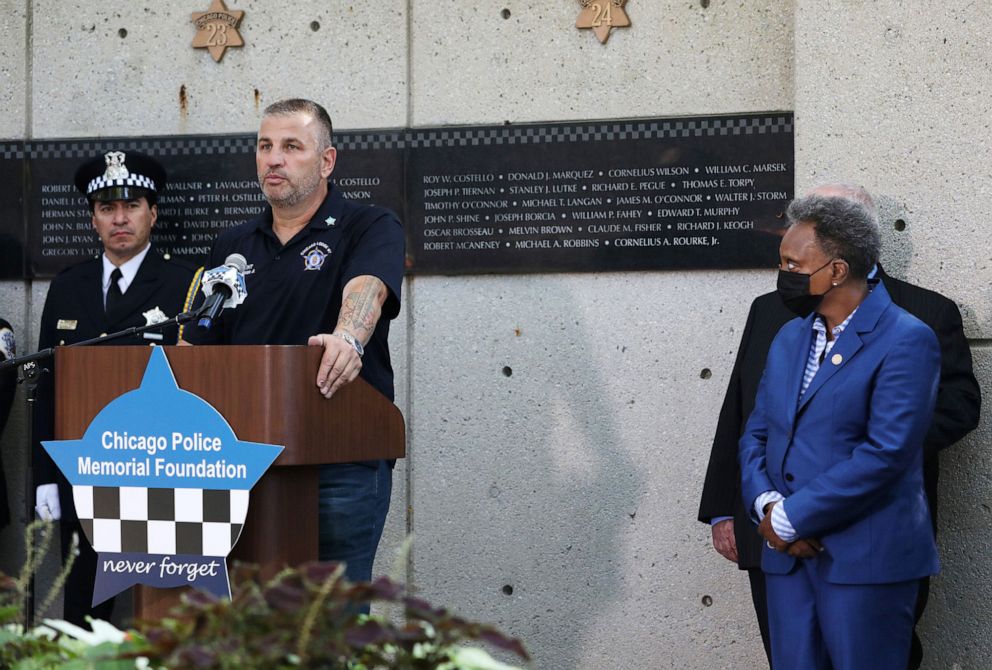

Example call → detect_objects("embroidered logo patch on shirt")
300 242 332 271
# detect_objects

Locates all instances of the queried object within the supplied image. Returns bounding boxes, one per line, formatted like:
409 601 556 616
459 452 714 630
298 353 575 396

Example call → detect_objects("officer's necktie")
106 267 124 319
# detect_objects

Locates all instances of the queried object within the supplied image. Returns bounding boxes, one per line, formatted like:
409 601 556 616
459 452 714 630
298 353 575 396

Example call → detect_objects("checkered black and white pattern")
21 113 792 160
85 172 157 195
73 485 249 557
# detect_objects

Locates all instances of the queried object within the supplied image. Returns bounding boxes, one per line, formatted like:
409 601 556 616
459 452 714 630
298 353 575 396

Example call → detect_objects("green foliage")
0 560 529 670
128 562 529 669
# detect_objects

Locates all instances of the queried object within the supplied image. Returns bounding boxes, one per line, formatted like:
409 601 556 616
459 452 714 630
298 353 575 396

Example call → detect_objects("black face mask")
776 259 835 317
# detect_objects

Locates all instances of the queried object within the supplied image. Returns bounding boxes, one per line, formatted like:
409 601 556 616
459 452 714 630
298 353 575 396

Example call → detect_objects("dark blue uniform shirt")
185 183 404 401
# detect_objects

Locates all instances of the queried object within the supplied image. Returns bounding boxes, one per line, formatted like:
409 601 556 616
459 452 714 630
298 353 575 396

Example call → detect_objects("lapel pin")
831 353 843 365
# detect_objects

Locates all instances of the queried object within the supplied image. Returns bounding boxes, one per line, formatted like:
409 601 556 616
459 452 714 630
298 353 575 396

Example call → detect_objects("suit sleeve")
697 300 757 523
737 365 776 521
923 298 981 460
33 287 60 487
0 317 16 442
784 323 941 538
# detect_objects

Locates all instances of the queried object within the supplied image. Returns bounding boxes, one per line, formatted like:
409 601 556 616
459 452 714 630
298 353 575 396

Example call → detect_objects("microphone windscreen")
225 253 248 273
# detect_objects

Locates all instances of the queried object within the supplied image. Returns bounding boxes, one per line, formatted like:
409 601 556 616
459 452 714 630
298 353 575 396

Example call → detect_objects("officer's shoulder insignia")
57 319 78 331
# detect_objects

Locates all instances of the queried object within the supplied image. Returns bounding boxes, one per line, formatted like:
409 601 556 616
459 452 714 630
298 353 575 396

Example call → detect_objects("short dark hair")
262 98 333 150
786 195 881 280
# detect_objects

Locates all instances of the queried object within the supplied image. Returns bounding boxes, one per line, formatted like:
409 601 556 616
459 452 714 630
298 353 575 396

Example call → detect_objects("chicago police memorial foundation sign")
4 112 792 279
42 348 282 604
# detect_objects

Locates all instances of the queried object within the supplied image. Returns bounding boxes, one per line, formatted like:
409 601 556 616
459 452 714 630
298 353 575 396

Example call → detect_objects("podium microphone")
197 254 249 329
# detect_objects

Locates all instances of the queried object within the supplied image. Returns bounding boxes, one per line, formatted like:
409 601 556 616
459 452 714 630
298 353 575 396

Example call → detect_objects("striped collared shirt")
800 309 858 397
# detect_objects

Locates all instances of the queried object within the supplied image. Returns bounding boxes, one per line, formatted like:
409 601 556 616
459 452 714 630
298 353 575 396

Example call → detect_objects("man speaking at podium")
183 99 404 586
34 151 196 626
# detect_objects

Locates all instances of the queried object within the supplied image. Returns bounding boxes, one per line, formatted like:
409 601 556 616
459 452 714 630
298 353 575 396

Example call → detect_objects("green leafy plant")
1 556 529 669
125 561 529 669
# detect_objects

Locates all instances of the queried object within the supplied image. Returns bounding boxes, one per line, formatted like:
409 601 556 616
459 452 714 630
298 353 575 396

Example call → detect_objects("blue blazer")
738 282 941 584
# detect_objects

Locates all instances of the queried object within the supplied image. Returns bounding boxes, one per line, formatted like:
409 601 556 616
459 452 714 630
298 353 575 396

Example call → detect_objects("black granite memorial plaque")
0 142 25 278
17 113 792 278
24 133 405 277
406 113 793 274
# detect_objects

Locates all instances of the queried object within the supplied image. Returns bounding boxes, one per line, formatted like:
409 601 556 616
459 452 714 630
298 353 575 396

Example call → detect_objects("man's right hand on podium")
35 483 61 521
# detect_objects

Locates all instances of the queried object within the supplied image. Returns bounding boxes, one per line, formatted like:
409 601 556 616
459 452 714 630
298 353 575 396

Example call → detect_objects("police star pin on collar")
143 307 168 327
576 0 631 44
191 0 245 62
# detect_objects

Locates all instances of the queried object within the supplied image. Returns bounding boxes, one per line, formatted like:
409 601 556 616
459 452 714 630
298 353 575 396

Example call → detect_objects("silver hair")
786 194 881 280
807 181 878 224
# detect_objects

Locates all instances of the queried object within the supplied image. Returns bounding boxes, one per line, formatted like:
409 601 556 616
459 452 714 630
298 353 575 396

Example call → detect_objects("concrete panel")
794 2 992 338
372 279 411 593
409 270 773 669
0 1 27 139
31 1 407 137
411 1 793 126
920 344 992 668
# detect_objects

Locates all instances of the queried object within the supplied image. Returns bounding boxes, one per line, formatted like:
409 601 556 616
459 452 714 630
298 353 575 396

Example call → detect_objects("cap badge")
103 152 129 180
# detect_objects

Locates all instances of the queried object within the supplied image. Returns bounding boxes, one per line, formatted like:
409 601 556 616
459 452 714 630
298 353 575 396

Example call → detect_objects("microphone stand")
1 308 203 628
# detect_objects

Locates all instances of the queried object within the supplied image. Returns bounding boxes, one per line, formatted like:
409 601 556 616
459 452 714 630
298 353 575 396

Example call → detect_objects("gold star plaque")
192 0 245 62
577 0 631 44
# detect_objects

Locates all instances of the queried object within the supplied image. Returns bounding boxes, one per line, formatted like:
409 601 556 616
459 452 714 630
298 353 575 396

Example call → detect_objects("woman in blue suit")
738 193 940 670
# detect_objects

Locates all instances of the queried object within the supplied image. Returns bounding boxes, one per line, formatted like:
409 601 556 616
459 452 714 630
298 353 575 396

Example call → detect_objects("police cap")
74 150 167 205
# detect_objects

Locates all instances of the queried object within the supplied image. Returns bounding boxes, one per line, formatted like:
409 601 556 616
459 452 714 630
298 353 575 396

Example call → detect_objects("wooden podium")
54 345 405 621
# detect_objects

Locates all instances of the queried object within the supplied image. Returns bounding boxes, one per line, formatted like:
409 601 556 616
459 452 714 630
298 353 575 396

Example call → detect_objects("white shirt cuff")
754 490 784 520
770 500 798 542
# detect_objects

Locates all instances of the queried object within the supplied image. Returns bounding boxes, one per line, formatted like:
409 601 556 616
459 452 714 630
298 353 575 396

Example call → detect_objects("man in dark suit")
33 150 196 626
0 319 16 531
697 184 980 668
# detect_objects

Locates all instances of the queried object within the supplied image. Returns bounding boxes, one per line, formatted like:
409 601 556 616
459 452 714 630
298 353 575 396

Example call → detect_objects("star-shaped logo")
192 0 245 62
42 348 283 604
576 0 631 44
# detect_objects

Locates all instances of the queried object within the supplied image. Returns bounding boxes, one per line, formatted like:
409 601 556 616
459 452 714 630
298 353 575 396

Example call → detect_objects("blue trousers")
317 461 392 585
766 557 918 670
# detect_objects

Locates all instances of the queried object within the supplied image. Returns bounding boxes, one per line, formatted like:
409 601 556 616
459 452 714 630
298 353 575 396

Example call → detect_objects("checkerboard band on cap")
86 173 156 195
73 150 167 199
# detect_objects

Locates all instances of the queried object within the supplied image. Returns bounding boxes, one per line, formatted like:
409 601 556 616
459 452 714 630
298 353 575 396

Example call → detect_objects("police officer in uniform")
33 150 196 626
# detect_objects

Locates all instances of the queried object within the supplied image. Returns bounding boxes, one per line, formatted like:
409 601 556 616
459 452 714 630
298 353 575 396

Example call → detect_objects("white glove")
35 484 61 521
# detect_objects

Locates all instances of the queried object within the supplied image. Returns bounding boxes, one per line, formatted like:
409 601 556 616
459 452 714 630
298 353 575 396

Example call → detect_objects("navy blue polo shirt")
185 182 404 401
